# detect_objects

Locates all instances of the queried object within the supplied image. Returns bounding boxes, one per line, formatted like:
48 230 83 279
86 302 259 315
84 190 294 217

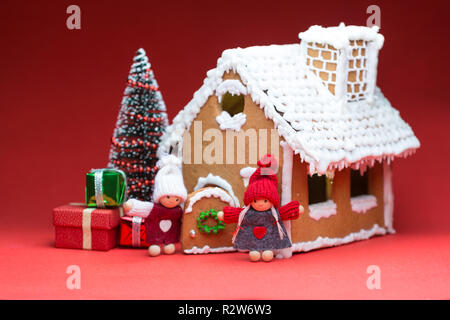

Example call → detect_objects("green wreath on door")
197 209 226 234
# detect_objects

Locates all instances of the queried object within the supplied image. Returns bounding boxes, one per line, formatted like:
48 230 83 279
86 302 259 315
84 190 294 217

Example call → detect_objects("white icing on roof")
159 28 419 174
298 23 384 50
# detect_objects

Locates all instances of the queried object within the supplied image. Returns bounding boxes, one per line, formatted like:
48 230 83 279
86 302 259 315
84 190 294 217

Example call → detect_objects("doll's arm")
219 206 244 224
279 201 303 220
123 199 154 218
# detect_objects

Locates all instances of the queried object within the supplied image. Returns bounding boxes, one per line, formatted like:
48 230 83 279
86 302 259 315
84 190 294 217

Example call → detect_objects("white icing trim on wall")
350 194 377 213
185 187 235 214
215 79 247 103
240 167 257 187
184 245 236 254
292 224 387 253
276 141 294 259
383 163 395 233
280 142 294 206
366 40 379 99
194 173 240 207
216 111 247 132
308 200 337 221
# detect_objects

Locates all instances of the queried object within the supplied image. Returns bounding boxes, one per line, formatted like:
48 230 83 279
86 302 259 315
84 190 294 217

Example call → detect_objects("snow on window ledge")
309 200 337 221
216 111 246 132
351 194 377 213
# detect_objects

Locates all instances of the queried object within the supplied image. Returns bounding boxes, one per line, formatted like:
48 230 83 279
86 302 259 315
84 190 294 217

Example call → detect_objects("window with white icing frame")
220 92 245 116
307 173 336 221
350 169 377 213
216 92 247 132
215 79 247 132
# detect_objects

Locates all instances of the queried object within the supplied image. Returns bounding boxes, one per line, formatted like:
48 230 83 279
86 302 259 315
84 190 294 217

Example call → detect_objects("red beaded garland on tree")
107 48 168 201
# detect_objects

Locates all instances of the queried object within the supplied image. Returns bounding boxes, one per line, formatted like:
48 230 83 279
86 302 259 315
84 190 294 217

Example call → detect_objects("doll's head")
152 154 187 206
159 195 183 208
251 197 273 211
243 154 280 209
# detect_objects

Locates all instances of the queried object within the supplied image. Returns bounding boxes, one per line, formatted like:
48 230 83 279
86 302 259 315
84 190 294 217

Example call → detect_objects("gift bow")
90 168 127 208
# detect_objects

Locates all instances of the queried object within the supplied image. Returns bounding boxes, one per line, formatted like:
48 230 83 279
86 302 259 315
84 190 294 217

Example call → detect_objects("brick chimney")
299 23 384 102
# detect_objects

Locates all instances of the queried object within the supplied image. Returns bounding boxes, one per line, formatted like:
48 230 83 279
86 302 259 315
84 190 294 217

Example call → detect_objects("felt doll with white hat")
123 154 187 257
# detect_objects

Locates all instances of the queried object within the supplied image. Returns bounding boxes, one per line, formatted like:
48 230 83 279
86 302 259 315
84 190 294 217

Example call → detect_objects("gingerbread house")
158 24 420 255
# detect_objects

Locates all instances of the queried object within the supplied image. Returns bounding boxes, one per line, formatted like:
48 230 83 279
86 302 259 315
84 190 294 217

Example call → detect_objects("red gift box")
119 216 149 248
53 204 121 251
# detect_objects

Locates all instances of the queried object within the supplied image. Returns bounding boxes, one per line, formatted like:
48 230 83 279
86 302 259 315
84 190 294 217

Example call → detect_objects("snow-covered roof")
159 29 419 174
298 23 384 50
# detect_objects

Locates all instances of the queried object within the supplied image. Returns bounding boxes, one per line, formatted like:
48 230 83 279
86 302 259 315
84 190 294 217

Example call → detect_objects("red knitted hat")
243 154 280 208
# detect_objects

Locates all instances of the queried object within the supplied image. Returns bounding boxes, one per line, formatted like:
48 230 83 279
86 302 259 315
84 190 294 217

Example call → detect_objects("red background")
0 0 449 299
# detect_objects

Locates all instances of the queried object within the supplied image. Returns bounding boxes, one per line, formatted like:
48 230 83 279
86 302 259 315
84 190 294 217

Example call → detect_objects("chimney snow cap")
298 23 384 50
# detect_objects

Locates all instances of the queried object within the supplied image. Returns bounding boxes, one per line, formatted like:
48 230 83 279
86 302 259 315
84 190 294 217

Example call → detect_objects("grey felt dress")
234 208 292 251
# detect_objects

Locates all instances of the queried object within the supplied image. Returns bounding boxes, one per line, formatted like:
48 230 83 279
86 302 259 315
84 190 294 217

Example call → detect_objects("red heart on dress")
253 226 267 239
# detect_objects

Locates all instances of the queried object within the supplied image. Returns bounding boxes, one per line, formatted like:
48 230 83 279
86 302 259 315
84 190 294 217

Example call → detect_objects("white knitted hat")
152 154 187 203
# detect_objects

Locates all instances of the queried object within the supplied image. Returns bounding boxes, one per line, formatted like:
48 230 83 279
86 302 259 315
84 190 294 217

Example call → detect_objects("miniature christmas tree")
108 48 168 201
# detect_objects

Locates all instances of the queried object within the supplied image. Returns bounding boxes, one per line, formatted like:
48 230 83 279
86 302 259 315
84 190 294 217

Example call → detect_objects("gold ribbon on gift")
82 207 96 250
69 202 123 250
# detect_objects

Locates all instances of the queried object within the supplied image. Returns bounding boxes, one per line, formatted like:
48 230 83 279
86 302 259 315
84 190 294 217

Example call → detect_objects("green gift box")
86 169 127 208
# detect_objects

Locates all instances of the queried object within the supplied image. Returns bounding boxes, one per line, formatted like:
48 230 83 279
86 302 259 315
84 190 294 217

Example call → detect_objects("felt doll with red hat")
123 154 187 257
218 154 303 262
